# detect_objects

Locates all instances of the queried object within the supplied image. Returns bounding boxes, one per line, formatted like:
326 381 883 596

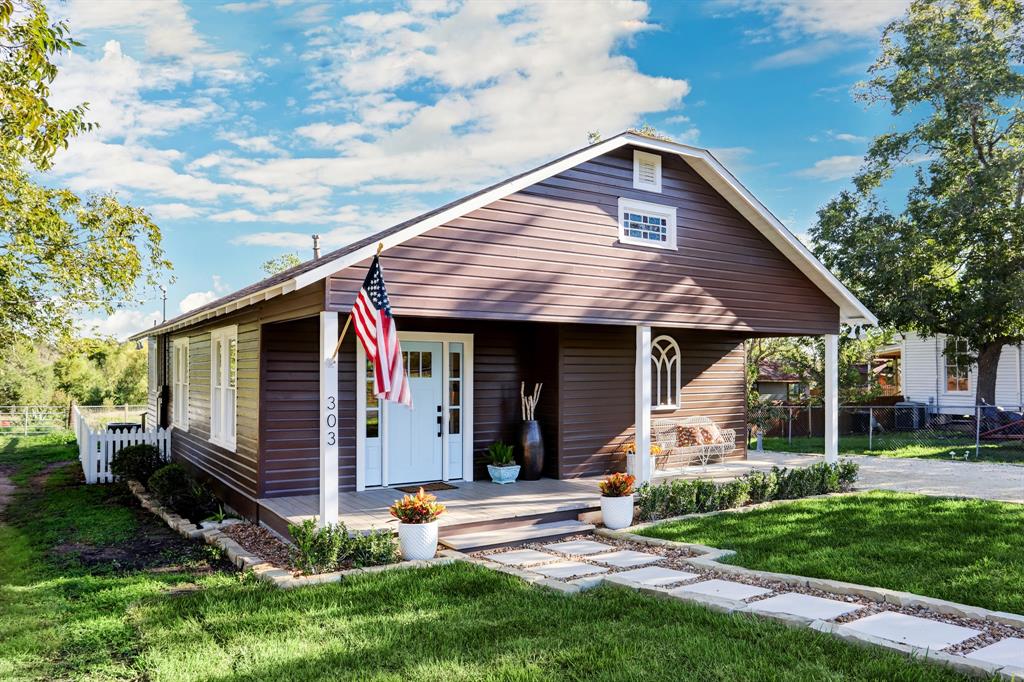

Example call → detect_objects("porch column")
319 311 339 526
824 333 839 464
634 325 654 483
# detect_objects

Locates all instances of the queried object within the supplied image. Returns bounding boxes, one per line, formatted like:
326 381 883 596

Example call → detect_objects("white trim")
354 331 474 491
941 335 972 395
618 197 677 251
134 132 875 337
171 337 189 430
319 312 339 526
824 333 839 463
651 334 681 410
209 325 238 452
634 326 653 483
633 149 662 193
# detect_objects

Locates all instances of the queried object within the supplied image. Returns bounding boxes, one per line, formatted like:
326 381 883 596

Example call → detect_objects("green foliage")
260 252 303 276
109 444 163 485
53 337 148 405
811 0 1024 404
486 440 515 466
635 461 859 522
0 0 171 347
288 519 397 574
147 463 216 522
639 491 1024 614
0 338 54 404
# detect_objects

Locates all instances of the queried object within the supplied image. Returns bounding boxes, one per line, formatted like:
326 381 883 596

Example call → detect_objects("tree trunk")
975 341 1005 405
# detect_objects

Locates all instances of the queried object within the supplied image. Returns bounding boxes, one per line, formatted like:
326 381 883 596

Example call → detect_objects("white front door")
386 341 443 485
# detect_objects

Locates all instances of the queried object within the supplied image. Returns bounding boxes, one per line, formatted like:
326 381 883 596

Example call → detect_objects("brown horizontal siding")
164 282 325 501
557 324 634 478
326 145 839 335
652 329 748 469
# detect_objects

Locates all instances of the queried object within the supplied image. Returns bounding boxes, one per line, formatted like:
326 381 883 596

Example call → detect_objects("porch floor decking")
257 455 810 533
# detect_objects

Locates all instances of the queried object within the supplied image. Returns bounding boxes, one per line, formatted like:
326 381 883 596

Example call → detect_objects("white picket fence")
72 405 171 484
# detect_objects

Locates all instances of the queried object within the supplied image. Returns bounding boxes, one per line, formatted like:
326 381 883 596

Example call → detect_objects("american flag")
351 255 412 407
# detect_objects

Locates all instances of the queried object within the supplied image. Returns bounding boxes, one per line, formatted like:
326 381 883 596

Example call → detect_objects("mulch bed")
221 522 296 572
475 532 1024 655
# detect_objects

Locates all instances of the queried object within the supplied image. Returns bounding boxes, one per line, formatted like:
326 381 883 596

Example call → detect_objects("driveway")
762 451 1024 504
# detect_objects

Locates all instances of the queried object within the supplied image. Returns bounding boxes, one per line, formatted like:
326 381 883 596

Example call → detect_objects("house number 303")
325 396 337 445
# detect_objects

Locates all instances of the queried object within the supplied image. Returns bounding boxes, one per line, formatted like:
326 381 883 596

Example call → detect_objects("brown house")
132 132 874 535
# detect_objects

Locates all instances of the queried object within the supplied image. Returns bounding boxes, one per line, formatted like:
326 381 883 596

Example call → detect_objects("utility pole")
159 285 167 322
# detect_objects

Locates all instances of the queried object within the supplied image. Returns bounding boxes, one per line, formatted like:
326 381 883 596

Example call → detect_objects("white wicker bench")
652 416 736 471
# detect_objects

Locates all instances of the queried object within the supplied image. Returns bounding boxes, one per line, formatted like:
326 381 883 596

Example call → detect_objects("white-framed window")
618 197 677 250
147 337 158 391
172 337 189 429
633 150 662 192
944 336 970 393
210 326 237 450
651 334 681 410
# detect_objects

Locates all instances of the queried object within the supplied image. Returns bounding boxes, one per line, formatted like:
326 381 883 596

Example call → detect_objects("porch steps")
439 519 595 552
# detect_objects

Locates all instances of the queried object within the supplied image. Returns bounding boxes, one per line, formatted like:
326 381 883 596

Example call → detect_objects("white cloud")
218 131 284 155
756 41 844 69
722 0 909 39
232 204 426 248
178 276 228 313
295 122 367 148
149 203 202 220
78 309 162 341
831 131 867 143
796 155 862 181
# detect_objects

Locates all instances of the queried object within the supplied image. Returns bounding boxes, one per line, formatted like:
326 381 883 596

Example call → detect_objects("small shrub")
599 472 636 497
147 463 218 522
744 470 778 503
716 479 750 509
836 460 859 491
487 441 515 466
346 528 397 567
289 518 344 574
389 488 446 524
110 444 164 484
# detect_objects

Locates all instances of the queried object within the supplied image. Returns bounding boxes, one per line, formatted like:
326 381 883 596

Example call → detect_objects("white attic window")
633 150 662 192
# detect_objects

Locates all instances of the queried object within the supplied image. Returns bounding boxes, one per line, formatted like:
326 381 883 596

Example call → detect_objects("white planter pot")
600 494 634 530
398 520 439 561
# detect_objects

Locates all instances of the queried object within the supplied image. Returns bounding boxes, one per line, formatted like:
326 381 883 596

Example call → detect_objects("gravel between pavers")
475 532 1024 655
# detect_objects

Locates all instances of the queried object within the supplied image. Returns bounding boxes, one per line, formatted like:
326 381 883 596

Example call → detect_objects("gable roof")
131 131 875 340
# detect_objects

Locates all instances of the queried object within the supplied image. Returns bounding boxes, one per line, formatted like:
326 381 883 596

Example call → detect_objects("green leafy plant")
288 518 344 575
147 463 218 522
346 528 398 568
487 441 515 466
110 444 163 484
635 461 859 521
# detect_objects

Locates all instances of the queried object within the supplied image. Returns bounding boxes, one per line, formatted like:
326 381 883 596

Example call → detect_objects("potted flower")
389 488 446 561
486 441 520 484
599 472 636 530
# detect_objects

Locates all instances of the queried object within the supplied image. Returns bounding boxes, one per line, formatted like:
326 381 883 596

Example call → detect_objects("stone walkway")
760 451 1024 504
471 535 1024 679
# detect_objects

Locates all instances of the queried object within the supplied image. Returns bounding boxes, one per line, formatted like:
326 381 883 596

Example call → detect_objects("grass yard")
639 491 1024 614
755 433 1024 464
0 435 971 681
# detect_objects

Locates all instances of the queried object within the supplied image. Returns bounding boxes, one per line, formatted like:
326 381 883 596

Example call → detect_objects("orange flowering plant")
599 472 636 498
624 441 663 456
389 488 447 524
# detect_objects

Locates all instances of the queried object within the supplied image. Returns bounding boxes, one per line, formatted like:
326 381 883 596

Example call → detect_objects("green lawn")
755 433 1024 463
0 436 970 681
639 491 1024 614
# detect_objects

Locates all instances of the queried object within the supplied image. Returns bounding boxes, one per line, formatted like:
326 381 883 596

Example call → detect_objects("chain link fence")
750 403 1024 464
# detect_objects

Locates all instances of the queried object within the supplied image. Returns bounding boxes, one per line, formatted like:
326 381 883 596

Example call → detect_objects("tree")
811 0 1024 405
0 0 170 346
260 252 302 276
52 337 147 405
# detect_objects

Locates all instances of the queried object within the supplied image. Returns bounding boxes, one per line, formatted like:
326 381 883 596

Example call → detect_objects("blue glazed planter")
487 464 521 485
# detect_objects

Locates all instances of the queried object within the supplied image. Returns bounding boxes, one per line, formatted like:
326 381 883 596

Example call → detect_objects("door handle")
436 405 443 437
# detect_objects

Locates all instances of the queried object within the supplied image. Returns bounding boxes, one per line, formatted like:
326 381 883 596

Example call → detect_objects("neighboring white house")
900 332 1024 413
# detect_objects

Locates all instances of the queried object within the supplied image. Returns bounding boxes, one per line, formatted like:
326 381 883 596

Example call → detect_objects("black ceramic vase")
519 420 544 480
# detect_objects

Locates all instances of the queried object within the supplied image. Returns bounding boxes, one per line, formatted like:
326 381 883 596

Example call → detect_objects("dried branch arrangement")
520 381 543 421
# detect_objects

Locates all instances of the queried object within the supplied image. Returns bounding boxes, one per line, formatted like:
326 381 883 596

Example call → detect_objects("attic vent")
633 150 662 193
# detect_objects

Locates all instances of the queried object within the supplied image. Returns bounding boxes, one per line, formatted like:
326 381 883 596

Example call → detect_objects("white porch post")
824 333 839 464
634 325 653 483
319 311 339 526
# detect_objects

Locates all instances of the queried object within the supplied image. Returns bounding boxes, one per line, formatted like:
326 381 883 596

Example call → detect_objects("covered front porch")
257 453 814 535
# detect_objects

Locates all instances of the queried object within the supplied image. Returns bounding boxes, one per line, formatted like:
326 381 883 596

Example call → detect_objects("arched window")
651 335 681 410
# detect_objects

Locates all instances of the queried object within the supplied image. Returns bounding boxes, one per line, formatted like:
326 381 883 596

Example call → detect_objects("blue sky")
52 0 911 338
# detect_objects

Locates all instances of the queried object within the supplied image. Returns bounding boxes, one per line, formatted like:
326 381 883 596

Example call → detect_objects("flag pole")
331 242 384 360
